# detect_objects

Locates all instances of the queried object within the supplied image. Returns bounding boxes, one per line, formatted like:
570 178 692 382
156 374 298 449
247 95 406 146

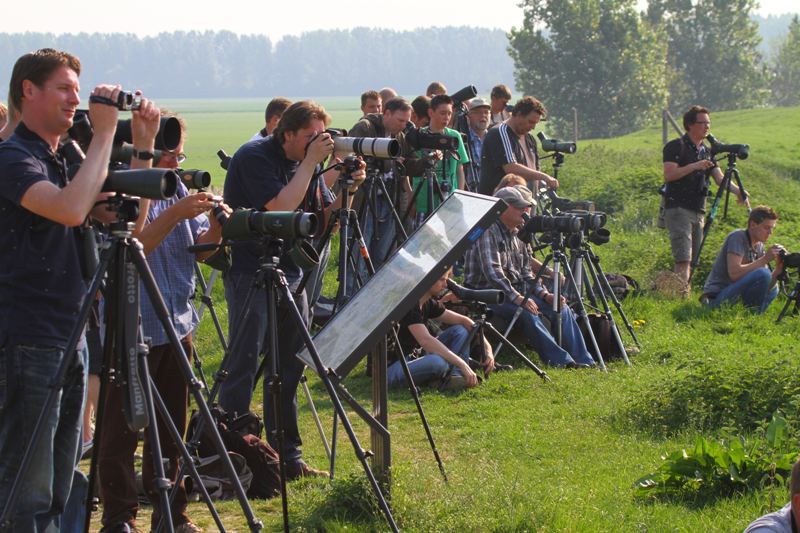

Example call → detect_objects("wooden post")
572 107 578 142
370 340 391 487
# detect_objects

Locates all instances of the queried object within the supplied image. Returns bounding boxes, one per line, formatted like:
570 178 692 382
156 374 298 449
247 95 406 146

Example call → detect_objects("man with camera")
390 269 493 390
477 96 558 196
97 111 229 533
409 94 469 223
464 186 596 368
221 100 365 479
0 48 161 530
489 84 512 128
701 205 783 313
346 97 415 293
662 105 748 291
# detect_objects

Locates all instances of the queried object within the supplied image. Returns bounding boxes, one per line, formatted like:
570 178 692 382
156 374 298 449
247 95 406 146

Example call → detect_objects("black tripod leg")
691 172 730 280
583 251 631 366
482 322 550 382
776 285 800 323
275 279 399 533
591 251 641 348
150 381 225 533
390 328 448 482
560 258 607 371
136 342 175 533
130 242 263 532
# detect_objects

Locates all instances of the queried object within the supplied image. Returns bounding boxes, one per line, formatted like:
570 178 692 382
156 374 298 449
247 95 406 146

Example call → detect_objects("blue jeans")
220 272 308 464
490 295 595 367
346 191 398 298
0 344 85 532
387 325 470 389
710 268 778 314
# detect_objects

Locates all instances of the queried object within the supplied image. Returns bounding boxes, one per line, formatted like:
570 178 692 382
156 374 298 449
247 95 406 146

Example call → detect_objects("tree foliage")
648 0 769 112
509 0 668 139
770 15 800 106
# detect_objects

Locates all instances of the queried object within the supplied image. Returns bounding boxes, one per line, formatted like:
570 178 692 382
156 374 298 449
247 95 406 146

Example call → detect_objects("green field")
95 102 800 532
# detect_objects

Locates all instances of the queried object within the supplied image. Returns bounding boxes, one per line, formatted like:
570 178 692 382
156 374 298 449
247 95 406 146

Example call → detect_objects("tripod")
401 156 449 228
690 153 750 280
452 302 551 382
0 197 262 532
567 242 637 366
494 233 607 371
776 269 800 323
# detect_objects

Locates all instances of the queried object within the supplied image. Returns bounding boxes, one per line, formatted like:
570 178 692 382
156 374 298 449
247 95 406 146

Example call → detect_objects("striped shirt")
478 122 539 195
139 182 209 347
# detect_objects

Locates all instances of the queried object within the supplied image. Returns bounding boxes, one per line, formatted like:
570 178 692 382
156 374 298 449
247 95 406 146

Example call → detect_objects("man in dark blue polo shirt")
477 96 559 196
222 100 364 479
0 48 161 531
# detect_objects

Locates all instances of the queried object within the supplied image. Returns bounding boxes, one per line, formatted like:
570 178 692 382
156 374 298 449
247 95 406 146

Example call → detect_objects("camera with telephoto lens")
449 85 478 106
405 127 460 152
69 111 182 164
780 249 800 269
568 210 610 245
537 132 577 154
706 134 749 160
517 213 584 243
60 139 178 200
324 128 400 159
446 279 505 305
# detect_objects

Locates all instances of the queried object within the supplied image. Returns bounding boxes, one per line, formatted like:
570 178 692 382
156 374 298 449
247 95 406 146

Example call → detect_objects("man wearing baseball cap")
464 186 596 368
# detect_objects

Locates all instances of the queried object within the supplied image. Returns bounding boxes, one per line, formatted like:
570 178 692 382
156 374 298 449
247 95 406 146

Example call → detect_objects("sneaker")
441 374 466 390
285 461 330 481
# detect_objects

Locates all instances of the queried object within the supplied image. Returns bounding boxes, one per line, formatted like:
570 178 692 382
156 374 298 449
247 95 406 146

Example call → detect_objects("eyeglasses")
694 121 711 126
162 151 187 164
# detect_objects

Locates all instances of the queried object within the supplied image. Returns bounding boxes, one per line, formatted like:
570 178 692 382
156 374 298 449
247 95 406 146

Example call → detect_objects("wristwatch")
132 148 155 160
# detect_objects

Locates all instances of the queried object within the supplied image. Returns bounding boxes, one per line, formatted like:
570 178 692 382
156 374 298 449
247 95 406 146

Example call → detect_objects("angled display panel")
298 190 506 377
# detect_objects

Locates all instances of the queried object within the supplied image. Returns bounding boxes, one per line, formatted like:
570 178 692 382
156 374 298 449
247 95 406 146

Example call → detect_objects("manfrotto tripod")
0 196 262 533
691 152 750 280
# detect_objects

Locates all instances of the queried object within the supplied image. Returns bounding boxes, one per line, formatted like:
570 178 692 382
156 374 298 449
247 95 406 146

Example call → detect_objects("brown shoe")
285 461 330 481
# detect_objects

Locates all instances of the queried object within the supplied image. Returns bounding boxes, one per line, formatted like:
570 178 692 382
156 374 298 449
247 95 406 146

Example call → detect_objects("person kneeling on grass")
702 205 784 313
388 269 495 390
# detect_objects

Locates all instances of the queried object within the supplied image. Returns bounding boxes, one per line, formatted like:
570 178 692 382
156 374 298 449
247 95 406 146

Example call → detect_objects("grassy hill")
109 104 800 532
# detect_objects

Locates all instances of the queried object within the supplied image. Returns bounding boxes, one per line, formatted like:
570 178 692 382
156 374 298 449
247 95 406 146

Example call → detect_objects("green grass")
92 103 800 532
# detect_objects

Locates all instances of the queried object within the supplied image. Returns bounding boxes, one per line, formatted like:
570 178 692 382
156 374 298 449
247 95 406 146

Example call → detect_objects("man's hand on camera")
306 131 334 165
130 93 160 148
88 84 122 137
208 197 232 229
694 159 715 172
175 192 218 221
766 244 785 262
347 158 367 192
544 174 559 189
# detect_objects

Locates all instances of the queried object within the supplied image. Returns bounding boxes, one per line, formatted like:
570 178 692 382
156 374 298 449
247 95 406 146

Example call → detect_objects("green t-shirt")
411 126 469 214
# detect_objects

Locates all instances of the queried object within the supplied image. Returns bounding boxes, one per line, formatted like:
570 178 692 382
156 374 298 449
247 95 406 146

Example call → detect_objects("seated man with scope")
390 269 493 390
702 205 784 313
464 186 596 369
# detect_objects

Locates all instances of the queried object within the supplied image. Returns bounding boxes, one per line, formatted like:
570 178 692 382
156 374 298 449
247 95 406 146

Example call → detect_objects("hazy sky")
12 0 799 40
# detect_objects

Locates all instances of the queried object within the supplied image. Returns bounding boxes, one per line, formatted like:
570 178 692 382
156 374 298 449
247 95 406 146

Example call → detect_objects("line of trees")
0 27 515 99
509 0 800 138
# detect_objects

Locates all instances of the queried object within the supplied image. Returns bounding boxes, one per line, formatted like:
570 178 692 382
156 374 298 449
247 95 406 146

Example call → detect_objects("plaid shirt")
139 183 209 347
464 220 544 304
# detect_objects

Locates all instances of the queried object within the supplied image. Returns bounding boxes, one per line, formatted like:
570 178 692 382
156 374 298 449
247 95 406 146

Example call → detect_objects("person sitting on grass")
745 459 800 532
702 205 784 313
389 268 494 390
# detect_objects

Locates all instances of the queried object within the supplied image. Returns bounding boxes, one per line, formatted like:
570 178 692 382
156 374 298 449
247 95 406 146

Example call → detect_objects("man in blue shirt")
0 48 161 531
97 113 228 533
222 100 364 479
